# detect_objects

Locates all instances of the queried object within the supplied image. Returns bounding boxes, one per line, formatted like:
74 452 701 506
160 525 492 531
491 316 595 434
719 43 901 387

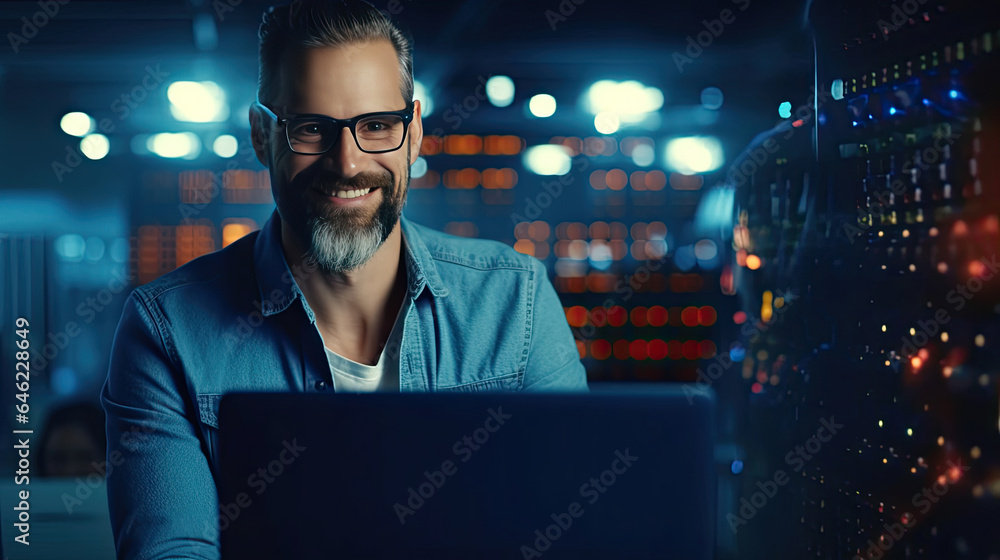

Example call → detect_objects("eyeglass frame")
253 99 415 155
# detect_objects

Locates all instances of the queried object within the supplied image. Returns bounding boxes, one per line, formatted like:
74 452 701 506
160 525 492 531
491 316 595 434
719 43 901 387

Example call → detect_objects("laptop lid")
218 385 716 559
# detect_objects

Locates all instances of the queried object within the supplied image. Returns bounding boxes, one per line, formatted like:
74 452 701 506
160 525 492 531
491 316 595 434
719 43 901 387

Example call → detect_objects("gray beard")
304 214 390 274
301 165 408 274
288 149 410 275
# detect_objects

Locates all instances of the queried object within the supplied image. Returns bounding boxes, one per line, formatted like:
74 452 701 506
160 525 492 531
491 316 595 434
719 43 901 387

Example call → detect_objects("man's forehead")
279 41 400 87
274 41 404 111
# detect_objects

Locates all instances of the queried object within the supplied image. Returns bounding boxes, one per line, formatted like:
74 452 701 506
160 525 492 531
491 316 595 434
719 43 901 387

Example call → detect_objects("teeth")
333 187 372 199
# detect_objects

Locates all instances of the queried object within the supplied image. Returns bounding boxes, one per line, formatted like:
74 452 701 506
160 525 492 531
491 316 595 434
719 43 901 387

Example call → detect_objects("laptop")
217 384 716 559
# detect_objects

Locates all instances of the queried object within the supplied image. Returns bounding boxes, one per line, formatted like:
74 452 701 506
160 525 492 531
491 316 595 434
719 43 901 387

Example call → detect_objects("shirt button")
315 380 328 391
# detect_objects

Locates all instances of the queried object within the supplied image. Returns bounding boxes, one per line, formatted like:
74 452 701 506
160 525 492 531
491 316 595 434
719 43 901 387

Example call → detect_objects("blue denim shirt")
100 208 588 559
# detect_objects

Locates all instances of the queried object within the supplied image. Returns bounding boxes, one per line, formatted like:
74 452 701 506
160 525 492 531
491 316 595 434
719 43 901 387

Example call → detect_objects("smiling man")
101 0 587 558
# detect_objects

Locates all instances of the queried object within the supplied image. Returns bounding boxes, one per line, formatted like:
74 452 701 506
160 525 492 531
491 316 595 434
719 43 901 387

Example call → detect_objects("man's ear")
249 105 270 168
407 99 424 166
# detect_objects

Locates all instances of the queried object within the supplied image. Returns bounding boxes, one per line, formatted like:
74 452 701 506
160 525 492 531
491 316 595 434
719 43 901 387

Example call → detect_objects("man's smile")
312 185 382 206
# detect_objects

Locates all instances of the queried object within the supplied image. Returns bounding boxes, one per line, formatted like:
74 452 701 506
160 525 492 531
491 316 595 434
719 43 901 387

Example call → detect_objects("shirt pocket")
436 372 521 392
195 393 223 471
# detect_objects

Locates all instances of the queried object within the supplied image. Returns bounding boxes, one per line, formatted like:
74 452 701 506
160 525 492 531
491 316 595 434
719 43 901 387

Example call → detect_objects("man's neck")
281 221 408 365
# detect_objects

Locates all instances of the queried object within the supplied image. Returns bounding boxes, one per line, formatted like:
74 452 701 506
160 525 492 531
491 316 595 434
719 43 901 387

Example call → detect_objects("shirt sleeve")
100 290 221 560
522 258 590 392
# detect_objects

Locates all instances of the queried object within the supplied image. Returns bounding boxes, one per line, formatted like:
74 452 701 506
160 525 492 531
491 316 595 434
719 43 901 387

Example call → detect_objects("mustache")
312 171 394 194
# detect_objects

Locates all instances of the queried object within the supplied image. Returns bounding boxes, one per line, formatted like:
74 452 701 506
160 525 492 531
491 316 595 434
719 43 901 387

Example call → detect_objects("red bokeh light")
590 306 608 327
647 305 668 327
613 340 630 360
608 306 628 327
630 306 648 327
629 339 648 360
698 306 717 326
565 306 588 327
668 340 683 360
648 339 668 360
681 306 700 327
682 340 700 360
591 339 612 360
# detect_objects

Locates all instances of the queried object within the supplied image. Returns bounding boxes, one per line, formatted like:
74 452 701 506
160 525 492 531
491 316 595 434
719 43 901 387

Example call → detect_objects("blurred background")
1 0 999 557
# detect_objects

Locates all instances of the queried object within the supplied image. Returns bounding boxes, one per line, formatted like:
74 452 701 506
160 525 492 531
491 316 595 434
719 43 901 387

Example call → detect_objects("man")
101 0 587 558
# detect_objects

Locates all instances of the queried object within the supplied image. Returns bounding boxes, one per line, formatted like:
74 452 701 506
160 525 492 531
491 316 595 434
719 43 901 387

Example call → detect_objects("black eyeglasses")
254 100 414 155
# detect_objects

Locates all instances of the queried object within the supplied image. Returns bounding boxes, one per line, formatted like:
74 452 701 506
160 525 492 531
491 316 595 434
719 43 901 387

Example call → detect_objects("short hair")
257 0 413 107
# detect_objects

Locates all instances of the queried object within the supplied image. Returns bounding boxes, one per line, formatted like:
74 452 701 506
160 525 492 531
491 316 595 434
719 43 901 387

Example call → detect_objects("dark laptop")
217 384 716 559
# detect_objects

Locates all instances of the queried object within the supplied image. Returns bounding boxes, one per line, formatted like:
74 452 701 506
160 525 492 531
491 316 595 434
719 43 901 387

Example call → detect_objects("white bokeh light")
168 81 229 123
529 94 556 118
80 134 110 160
212 135 238 158
61 112 94 137
664 136 724 174
585 80 663 122
486 76 515 107
522 144 572 176
594 112 620 135
148 132 201 159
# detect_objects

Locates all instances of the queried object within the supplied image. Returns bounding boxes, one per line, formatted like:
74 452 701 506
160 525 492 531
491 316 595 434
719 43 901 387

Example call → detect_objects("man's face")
254 40 422 273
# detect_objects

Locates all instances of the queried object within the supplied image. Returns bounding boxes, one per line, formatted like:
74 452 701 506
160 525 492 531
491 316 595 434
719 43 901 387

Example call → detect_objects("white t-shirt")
323 295 406 393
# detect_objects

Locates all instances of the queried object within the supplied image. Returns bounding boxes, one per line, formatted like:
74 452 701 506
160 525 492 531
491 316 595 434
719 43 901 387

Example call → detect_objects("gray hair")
257 0 413 106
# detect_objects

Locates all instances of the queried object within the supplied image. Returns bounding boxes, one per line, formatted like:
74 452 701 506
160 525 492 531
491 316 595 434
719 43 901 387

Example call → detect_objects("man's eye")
363 122 386 132
291 122 323 136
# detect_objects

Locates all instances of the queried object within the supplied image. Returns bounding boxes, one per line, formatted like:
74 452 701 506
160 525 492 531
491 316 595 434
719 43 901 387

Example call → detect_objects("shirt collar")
399 212 450 300
253 209 448 318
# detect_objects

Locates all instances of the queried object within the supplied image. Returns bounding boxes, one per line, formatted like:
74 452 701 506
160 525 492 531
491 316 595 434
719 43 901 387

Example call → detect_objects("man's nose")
321 125 364 175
